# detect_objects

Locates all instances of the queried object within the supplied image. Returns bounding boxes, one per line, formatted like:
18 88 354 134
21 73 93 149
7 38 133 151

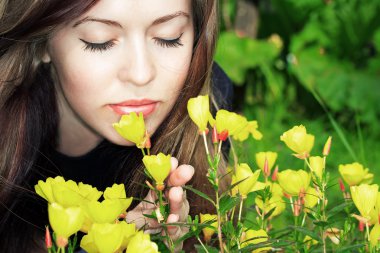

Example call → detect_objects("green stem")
202 131 210 155
238 197 244 223
141 148 146 156
196 236 210 253
215 190 225 253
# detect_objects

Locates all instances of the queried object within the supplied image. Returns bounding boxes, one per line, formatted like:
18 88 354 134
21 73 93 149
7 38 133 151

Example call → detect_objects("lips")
109 99 158 117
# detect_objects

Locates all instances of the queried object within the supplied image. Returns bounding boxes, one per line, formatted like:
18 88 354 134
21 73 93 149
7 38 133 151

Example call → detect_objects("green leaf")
183 185 215 206
195 245 219 253
327 201 353 219
219 195 240 215
336 243 367 253
291 226 321 242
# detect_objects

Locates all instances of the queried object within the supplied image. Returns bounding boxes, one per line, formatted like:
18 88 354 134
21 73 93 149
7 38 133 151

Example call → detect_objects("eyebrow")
73 11 190 28
73 17 122 28
151 11 190 26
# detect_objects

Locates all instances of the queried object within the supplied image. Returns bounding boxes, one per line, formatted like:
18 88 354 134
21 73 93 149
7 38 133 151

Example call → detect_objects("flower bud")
45 226 52 249
323 136 332 156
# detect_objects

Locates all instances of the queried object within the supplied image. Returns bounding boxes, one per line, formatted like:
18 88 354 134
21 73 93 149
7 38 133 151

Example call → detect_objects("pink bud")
45 226 52 249
263 158 270 178
212 126 218 144
323 136 332 156
144 130 151 149
339 178 345 192
271 166 279 181
359 221 364 232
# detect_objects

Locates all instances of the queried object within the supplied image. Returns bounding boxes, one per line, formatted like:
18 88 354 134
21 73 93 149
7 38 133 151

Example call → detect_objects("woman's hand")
126 157 194 242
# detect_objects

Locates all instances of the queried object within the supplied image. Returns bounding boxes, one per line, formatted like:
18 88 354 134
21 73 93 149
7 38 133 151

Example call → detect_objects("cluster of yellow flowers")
35 177 159 253
187 95 262 142
338 162 380 249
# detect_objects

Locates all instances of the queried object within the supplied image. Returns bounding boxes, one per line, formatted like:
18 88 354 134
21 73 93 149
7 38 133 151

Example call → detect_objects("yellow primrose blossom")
304 187 320 212
255 195 285 218
215 109 248 139
233 120 263 141
370 223 380 249
119 222 137 250
309 156 324 181
369 192 380 225
233 163 261 199
339 162 370 186
126 231 159 253
350 184 379 220
255 151 278 175
103 183 133 214
48 203 84 247
280 125 314 159
142 153 171 190
82 199 128 224
241 229 271 253
35 176 102 207
81 223 124 253
113 112 146 148
187 95 210 132
200 213 218 242
277 169 311 196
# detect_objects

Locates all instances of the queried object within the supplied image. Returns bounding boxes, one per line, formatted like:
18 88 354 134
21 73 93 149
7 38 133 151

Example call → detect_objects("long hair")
0 0 221 251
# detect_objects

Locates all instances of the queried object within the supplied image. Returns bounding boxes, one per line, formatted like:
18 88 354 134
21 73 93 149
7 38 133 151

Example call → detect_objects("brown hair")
0 0 222 251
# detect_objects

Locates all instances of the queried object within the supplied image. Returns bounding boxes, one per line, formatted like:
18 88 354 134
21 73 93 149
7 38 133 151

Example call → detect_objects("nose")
118 40 155 86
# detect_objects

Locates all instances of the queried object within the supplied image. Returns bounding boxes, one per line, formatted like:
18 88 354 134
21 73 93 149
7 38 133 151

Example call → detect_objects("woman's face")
47 0 194 154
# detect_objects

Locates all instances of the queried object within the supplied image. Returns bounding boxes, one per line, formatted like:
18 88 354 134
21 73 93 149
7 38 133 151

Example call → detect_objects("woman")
0 0 231 251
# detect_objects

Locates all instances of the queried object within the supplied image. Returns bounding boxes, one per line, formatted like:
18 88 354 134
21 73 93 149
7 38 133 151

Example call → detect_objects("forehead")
72 0 192 27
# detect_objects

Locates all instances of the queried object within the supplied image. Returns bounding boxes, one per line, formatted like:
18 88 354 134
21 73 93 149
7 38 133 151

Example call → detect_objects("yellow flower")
187 95 210 132
350 184 379 220
233 120 263 141
126 231 159 253
143 153 171 189
280 125 314 159
103 183 133 213
119 222 137 250
215 110 248 139
277 169 311 196
82 199 127 224
370 223 380 249
304 187 320 212
112 112 146 148
233 163 261 198
339 162 370 186
369 192 380 225
255 151 278 175
309 156 324 181
48 203 84 247
255 195 285 218
200 213 218 242
35 176 102 207
241 229 271 253
81 223 124 253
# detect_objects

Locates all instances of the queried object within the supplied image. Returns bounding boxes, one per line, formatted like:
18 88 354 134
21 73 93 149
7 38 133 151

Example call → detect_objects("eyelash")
80 39 115 52
80 33 184 52
154 33 184 48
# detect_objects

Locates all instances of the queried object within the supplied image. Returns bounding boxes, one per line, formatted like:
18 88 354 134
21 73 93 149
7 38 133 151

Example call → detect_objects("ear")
41 51 51 63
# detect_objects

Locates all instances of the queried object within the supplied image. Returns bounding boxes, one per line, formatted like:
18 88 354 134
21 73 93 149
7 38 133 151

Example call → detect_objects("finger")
170 157 179 173
167 164 194 187
169 187 189 222
165 213 180 236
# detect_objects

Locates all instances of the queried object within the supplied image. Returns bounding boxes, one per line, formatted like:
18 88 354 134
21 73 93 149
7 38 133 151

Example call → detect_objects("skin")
44 0 195 242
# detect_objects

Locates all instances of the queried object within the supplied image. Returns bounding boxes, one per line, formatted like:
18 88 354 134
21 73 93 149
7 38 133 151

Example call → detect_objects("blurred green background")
215 0 380 186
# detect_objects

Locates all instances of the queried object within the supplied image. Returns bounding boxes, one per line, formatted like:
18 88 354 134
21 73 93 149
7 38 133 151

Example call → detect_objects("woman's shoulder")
211 62 234 111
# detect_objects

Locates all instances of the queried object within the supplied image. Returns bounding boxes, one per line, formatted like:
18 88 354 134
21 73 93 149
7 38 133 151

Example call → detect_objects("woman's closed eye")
80 39 115 52
153 33 184 48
